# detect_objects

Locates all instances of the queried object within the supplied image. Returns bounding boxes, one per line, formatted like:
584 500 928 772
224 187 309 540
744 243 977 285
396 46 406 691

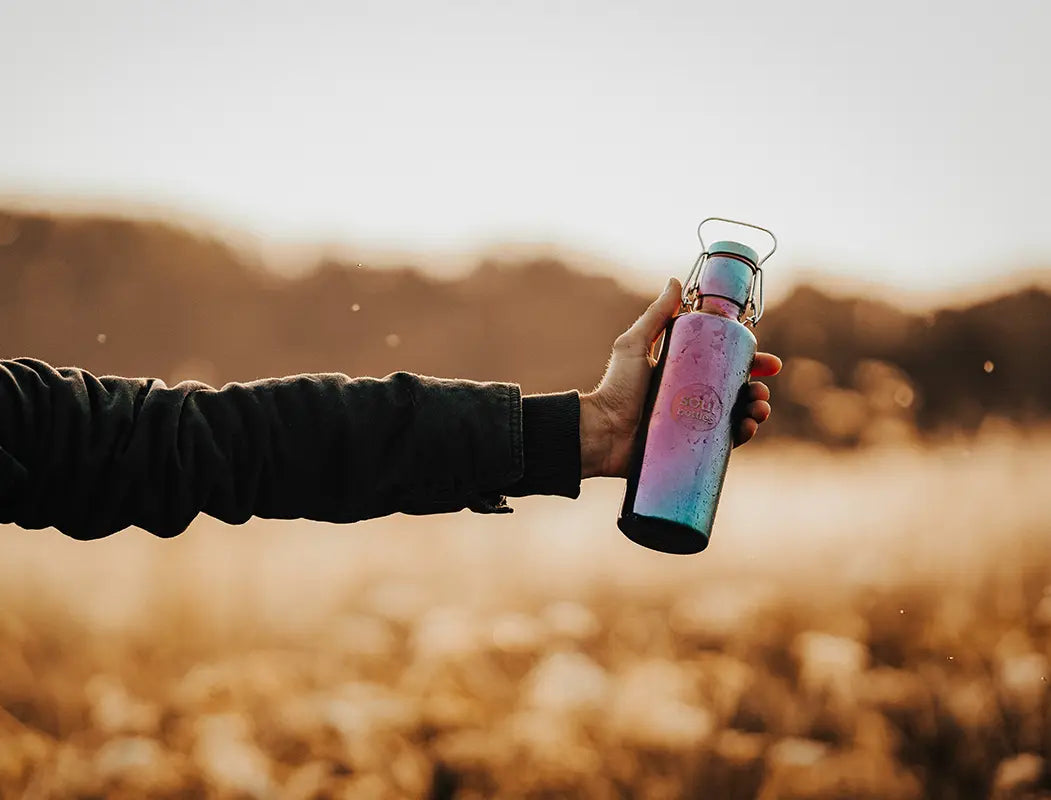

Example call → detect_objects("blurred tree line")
1 209 1048 447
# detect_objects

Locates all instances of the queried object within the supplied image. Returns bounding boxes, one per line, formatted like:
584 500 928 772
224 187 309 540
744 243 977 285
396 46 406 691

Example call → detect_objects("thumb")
621 277 682 351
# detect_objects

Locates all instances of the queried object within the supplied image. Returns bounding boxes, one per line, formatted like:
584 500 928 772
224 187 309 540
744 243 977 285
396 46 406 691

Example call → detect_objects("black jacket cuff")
504 390 581 499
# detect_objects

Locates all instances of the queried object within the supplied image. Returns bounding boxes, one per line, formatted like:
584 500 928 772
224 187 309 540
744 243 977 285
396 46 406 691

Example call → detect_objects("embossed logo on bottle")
671 383 722 431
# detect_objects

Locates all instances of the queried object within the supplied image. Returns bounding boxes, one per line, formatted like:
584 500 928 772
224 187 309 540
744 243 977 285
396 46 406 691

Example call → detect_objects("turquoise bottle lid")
708 240 759 266
699 240 758 309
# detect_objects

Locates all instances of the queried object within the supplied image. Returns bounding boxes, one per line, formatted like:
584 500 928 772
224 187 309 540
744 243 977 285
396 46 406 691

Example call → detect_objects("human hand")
580 277 782 479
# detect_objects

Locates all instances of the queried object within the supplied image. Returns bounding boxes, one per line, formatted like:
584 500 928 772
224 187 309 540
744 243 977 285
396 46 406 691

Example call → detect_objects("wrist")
579 392 611 479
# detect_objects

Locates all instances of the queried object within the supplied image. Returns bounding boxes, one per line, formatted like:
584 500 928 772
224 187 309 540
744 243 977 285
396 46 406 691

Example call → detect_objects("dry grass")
2 428 1050 799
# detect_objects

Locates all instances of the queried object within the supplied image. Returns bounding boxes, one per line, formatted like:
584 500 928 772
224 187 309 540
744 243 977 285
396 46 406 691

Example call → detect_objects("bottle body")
618 308 757 554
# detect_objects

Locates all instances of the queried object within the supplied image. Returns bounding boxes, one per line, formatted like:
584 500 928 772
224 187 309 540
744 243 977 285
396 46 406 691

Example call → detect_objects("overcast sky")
1 0 1048 299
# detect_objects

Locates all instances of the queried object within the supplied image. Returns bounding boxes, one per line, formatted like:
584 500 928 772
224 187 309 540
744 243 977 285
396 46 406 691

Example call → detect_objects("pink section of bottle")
699 296 742 317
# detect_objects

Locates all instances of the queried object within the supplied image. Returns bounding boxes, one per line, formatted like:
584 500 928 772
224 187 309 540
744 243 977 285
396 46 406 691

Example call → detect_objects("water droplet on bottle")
385 333 401 348
97 333 107 344
983 360 995 373
351 304 361 312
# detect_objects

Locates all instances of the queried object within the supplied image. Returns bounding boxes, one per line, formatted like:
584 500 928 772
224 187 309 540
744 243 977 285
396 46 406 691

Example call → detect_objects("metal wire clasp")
681 217 777 325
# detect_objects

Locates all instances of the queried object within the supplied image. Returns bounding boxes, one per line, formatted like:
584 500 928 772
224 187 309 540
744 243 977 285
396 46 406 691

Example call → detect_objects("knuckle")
612 333 636 354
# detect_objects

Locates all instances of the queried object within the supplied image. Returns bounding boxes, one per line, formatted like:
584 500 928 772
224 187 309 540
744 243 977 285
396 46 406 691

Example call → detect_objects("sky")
1 0 1049 301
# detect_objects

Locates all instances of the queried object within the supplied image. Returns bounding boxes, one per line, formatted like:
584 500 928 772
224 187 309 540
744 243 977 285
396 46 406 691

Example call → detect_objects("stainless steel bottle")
618 217 776 554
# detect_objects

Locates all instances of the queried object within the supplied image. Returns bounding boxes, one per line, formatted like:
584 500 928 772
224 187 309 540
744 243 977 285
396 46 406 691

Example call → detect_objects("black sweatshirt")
0 358 582 540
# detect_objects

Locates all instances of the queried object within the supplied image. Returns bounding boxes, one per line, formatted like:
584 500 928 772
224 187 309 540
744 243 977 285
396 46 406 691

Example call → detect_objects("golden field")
2 429 1050 799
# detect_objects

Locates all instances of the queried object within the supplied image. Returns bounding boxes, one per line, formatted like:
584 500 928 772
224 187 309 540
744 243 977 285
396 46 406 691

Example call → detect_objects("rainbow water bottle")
618 217 777 554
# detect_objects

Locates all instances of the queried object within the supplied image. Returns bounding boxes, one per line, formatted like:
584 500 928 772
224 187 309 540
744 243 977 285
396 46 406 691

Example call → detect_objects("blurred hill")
1 208 1048 446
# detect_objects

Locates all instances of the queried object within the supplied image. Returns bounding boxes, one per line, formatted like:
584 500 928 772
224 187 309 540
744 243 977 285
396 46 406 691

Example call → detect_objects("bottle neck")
698 295 745 320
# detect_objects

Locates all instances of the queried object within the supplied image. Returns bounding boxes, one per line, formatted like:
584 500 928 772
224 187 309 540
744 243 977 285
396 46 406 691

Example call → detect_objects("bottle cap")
698 241 758 311
707 240 759 266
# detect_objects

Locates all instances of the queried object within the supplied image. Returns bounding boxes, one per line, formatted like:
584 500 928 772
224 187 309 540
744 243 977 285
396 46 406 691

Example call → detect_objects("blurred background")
2 0 1050 797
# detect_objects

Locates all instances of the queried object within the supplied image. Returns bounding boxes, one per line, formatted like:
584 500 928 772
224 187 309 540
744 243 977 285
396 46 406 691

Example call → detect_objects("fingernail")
663 277 675 294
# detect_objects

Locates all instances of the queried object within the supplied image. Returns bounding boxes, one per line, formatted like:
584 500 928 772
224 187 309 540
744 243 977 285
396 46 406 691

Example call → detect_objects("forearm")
0 358 581 540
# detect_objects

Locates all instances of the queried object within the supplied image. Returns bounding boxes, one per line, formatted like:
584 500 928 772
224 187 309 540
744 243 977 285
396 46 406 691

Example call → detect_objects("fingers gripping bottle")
618 217 776 554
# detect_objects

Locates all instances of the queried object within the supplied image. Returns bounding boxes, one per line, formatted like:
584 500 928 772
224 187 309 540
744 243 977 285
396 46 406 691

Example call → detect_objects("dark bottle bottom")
617 512 711 555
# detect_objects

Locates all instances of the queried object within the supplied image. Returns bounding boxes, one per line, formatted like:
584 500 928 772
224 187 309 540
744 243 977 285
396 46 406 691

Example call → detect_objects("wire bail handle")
681 217 777 325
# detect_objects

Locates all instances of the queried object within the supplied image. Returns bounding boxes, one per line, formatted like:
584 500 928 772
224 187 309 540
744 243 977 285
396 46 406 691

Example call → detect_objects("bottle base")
617 512 711 555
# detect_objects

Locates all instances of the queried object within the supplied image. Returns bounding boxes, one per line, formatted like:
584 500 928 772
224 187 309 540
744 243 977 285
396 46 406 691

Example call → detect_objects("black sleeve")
0 358 581 540
505 391 581 499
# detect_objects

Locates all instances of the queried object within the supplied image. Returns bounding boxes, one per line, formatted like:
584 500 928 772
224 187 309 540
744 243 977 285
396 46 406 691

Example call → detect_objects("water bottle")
618 217 777 554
